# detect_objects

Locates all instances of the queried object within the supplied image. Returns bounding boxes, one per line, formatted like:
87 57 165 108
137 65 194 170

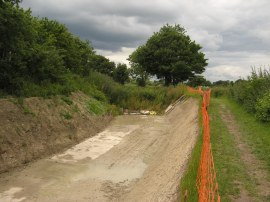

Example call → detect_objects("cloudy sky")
21 0 270 81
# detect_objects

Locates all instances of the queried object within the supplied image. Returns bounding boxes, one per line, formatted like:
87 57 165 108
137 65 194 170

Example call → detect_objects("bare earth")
0 98 199 202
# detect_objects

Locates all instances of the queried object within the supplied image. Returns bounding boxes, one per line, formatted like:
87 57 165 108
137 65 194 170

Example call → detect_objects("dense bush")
211 86 229 98
230 68 270 121
255 92 270 121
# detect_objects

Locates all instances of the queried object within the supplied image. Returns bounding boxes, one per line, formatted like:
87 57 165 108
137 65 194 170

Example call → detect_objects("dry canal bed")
0 99 199 202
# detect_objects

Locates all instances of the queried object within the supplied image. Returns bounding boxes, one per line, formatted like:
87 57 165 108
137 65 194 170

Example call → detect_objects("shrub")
255 91 270 122
60 111 73 120
230 68 270 114
86 98 108 115
212 87 229 98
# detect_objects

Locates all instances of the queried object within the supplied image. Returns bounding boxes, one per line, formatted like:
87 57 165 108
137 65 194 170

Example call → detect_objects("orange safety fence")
188 86 220 202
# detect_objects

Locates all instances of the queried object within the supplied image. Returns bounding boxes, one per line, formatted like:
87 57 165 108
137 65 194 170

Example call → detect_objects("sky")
21 0 270 82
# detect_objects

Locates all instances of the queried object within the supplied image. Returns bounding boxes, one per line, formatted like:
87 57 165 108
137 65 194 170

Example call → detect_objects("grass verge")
221 98 270 175
210 98 256 201
179 97 202 202
179 97 257 201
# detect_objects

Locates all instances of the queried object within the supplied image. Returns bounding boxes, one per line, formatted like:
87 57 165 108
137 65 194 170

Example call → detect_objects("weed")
72 104 80 113
60 111 73 120
47 103 53 108
23 106 32 115
61 96 73 105
86 99 107 115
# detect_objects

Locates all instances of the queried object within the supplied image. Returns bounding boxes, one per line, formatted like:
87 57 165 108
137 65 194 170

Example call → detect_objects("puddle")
52 125 139 163
74 159 147 183
0 187 26 202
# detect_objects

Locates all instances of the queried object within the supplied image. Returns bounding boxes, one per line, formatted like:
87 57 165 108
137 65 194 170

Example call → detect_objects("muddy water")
0 99 199 202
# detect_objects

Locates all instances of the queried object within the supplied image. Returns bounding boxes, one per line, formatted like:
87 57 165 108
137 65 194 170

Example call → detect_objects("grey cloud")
21 0 270 81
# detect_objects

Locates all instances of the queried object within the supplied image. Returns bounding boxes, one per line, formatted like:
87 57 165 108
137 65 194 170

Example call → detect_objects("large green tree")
129 24 208 85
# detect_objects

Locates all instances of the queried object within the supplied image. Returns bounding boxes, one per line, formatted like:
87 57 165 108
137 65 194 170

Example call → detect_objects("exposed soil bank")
0 98 199 202
0 92 112 173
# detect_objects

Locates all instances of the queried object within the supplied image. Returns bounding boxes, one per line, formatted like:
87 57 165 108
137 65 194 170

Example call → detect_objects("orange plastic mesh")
188 87 220 202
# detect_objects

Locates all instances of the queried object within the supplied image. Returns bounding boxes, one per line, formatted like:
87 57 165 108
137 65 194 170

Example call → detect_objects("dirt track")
0 98 199 202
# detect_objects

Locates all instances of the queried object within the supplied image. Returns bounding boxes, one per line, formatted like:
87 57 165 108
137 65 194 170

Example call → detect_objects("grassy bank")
1 71 186 115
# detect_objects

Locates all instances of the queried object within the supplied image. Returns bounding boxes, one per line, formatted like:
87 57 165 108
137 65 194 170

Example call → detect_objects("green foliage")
128 60 149 87
0 2 187 117
61 96 73 105
86 98 108 116
209 98 257 201
223 98 270 174
255 92 270 121
90 54 115 77
113 63 129 84
211 86 229 98
60 111 73 120
0 0 21 5
212 80 232 86
230 68 270 120
129 24 207 85
85 71 185 112
187 76 212 87
0 1 116 96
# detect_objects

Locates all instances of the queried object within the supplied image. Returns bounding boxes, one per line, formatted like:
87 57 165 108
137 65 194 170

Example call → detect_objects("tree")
128 49 149 87
0 2 37 92
212 80 231 86
128 24 208 85
38 18 95 76
113 63 129 84
90 55 115 77
187 76 211 87
0 0 22 6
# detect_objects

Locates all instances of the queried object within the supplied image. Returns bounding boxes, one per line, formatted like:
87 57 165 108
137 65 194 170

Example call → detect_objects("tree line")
0 0 129 95
1 0 209 96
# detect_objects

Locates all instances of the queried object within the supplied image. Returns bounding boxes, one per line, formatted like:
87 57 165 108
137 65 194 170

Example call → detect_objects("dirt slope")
0 98 199 202
0 92 112 173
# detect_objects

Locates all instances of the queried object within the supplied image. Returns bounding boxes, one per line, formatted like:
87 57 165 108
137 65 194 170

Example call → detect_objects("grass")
179 96 257 201
61 96 73 105
60 111 73 120
179 97 202 202
9 97 35 115
86 98 108 116
221 98 270 174
209 98 256 201
7 71 186 115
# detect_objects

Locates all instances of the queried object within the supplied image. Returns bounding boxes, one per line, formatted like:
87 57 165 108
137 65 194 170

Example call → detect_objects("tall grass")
3 70 186 114
85 71 186 112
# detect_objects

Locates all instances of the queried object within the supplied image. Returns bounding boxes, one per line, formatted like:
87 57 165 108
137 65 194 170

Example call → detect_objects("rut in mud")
0 98 199 202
